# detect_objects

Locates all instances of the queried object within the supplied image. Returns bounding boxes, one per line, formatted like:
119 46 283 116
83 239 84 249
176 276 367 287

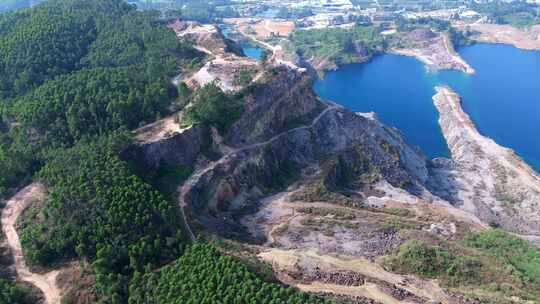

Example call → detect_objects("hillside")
284 21 475 75
1 1 540 304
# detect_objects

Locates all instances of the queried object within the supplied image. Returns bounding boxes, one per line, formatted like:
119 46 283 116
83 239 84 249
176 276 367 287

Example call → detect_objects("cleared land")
462 23 540 50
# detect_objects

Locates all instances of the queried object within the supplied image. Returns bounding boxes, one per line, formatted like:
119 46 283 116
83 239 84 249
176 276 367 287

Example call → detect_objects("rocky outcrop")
430 86 540 236
225 68 326 146
180 67 430 237
122 125 203 172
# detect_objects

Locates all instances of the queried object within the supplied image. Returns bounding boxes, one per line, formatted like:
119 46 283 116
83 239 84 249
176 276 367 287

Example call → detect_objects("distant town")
121 0 540 40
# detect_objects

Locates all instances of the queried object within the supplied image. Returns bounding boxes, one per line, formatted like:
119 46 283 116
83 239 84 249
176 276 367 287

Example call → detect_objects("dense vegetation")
0 279 34 304
466 229 540 290
472 0 540 28
0 3 327 304
11 66 172 144
19 136 185 302
286 25 385 67
160 0 240 23
0 0 200 199
396 16 452 32
183 83 244 133
0 1 201 302
128 243 333 304
383 229 540 303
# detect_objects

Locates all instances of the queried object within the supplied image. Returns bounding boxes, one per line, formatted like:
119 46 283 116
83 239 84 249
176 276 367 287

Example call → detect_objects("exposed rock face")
181 67 430 237
122 125 203 172
169 20 261 92
128 63 539 242
294 267 366 286
430 86 540 236
226 69 326 146
168 20 242 56
124 60 540 303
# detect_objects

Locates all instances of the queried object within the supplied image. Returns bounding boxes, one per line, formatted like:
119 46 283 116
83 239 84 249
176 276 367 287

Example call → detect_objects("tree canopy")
128 243 334 304
0 0 201 199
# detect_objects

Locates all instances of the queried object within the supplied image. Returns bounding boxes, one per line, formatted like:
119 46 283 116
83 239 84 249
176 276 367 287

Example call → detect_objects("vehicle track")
1 183 63 304
177 105 339 241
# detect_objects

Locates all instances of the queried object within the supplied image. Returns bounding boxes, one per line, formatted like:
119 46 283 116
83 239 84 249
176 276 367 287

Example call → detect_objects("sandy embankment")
1 183 64 304
432 86 540 237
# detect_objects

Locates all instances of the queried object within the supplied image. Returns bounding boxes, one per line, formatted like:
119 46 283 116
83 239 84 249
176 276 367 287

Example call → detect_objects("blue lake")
314 43 540 172
241 43 264 60
220 25 265 60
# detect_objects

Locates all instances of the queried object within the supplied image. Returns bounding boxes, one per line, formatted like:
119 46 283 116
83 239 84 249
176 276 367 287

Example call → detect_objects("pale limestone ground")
432 86 540 236
134 116 188 144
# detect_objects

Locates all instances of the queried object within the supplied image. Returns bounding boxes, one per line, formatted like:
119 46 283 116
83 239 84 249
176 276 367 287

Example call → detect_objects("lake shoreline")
432 86 540 237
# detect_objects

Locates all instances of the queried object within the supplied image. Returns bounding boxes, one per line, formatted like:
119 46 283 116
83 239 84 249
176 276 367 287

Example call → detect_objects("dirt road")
1 183 63 304
177 104 339 241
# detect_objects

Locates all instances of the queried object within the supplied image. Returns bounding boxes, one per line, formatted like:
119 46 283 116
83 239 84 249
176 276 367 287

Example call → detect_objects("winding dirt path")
1 183 63 304
177 105 339 241
259 248 456 304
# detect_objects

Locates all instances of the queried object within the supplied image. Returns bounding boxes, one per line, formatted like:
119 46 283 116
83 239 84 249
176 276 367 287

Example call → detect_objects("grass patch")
382 240 482 281
466 229 540 290
381 229 540 302
382 208 411 217
297 207 356 220
381 218 418 232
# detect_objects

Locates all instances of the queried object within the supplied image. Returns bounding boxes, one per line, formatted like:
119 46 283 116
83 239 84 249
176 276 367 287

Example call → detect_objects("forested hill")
0 2 335 304
0 1 204 301
0 0 200 198
0 0 194 99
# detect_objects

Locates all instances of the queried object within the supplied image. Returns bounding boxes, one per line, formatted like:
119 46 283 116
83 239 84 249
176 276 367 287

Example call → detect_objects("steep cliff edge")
120 26 540 303
180 68 430 235
431 86 540 237
122 65 540 303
